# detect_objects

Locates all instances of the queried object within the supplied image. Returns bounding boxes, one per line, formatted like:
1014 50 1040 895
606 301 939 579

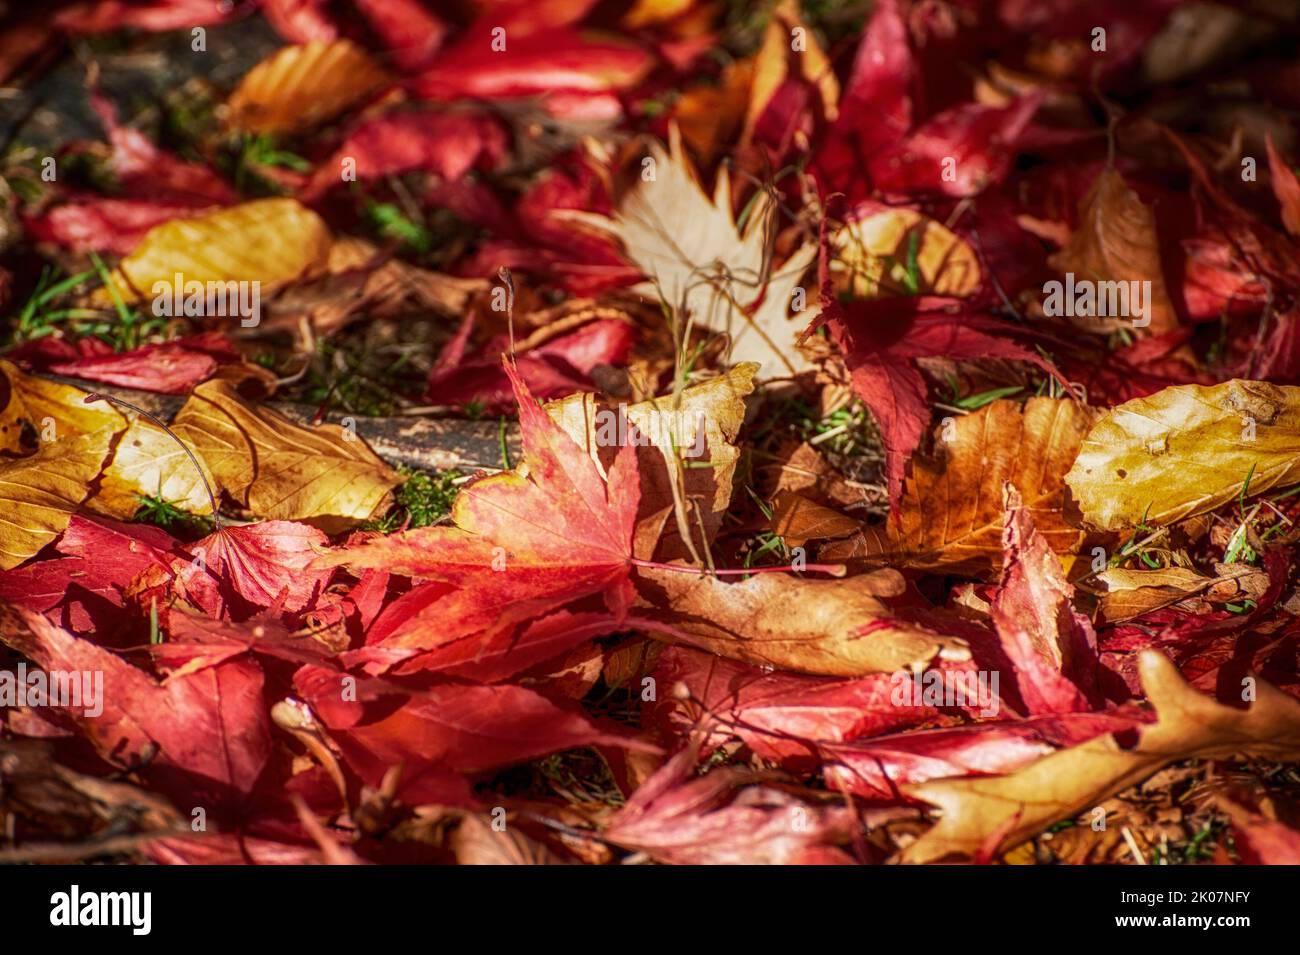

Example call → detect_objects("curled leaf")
104 199 332 303
173 379 402 531
226 39 390 135
632 566 969 677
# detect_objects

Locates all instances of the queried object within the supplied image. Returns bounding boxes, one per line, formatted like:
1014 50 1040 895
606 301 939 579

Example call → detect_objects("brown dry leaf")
225 39 390 135
1142 3 1271 84
830 208 981 299
0 359 124 454
1065 379 1300 531
1046 168 1178 335
451 813 565 865
267 236 486 336
824 398 1097 576
174 379 401 531
770 490 861 549
768 438 876 508
324 236 484 313
0 428 119 570
1096 563 1270 623
902 649 1300 863
1095 566 1217 624
675 61 754 165
559 129 816 377
102 199 332 303
632 566 970 677
545 363 757 559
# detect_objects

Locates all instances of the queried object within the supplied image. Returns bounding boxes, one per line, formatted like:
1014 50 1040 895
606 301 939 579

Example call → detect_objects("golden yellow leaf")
823 398 1098 576
632 566 970 677
902 650 1300 862
622 0 694 28
226 39 390 135
175 380 402 532
1065 379 1300 531
103 199 332 303
91 415 219 519
0 428 119 570
0 360 124 454
1046 168 1178 335
831 208 981 298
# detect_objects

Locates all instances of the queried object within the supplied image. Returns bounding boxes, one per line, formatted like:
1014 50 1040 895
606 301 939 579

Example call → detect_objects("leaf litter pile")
1 0 1300 866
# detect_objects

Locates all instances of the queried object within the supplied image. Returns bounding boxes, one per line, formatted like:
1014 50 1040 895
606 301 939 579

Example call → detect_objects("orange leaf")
226 39 390 135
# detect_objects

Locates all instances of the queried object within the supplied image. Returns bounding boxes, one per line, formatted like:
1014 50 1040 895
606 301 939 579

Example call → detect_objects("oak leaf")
902 650 1300 862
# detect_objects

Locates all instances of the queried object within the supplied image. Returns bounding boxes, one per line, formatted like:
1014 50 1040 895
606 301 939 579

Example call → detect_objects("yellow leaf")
902 650 1300 862
831 208 981 299
1065 379 1300 531
91 415 219 519
0 360 124 454
104 199 332 303
226 40 390 135
1095 566 1214 623
622 0 694 28
1096 564 1269 624
176 380 401 532
0 429 118 570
